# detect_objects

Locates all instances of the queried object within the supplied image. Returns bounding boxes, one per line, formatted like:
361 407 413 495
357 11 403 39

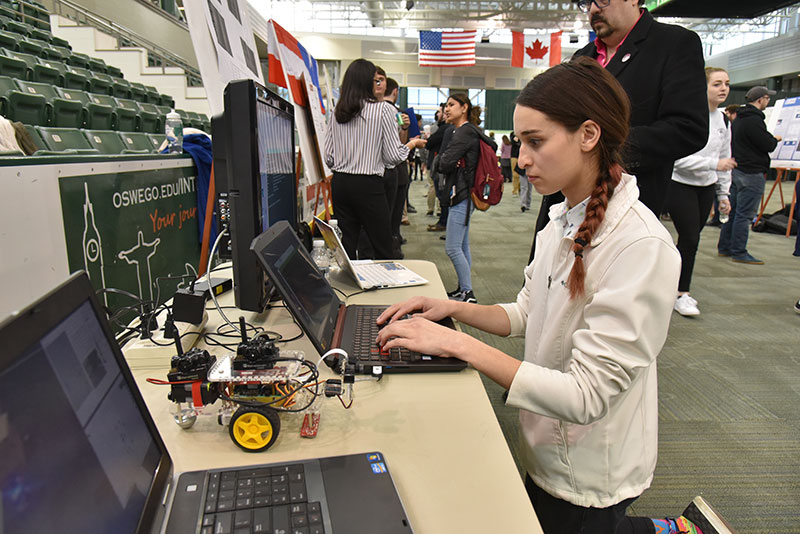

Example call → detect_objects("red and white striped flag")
511 31 562 68
419 30 477 67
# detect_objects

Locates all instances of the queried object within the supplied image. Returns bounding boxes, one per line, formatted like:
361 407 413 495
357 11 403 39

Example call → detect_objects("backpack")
470 137 504 211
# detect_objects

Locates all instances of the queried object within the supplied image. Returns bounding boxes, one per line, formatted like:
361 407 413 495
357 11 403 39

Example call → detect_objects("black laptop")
0 272 413 534
250 221 467 375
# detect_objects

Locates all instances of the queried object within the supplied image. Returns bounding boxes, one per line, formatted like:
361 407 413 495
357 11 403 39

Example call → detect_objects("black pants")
526 477 654 534
434 173 450 227
391 163 410 239
666 181 715 292
331 172 393 260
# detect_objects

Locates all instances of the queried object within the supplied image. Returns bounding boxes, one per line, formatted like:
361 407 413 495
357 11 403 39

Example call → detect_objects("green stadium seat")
129 81 146 102
88 92 133 130
87 56 106 73
184 111 205 130
56 86 113 130
0 74 46 124
4 49 60 84
105 64 123 79
28 27 50 43
146 132 166 152
0 7 17 21
66 51 90 69
51 35 70 49
159 93 174 108
117 97 159 133
118 131 154 152
17 36 43 57
83 129 127 154
143 85 160 104
15 78 83 127
111 77 131 99
0 50 27 79
138 102 162 133
64 65 90 91
37 58 67 86
2 19 32 36
89 71 113 95
0 28 18 50
37 125 98 152
23 123 45 151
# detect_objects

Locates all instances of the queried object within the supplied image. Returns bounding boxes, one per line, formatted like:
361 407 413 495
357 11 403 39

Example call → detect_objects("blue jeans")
718 169 765 257
446 198 473 292
519 175 532 210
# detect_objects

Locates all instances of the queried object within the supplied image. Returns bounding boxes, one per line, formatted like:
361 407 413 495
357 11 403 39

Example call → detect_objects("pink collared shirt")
594 9 644 67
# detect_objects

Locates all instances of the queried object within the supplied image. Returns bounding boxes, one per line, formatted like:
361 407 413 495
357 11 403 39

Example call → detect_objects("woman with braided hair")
376 58 733 534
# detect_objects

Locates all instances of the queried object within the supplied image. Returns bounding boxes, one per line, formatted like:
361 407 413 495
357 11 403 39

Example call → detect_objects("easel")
754 167 798 236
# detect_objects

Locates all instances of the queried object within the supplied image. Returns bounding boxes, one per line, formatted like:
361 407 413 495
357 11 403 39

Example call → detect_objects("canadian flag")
511 31 562 68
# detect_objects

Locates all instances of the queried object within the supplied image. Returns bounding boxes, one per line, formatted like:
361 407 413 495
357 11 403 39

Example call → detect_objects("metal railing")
47 0 203 86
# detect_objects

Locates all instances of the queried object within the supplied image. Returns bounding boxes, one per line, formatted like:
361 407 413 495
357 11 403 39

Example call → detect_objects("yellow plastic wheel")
228 406 281 452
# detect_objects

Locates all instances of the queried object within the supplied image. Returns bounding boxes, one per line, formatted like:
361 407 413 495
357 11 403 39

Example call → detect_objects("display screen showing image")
257 97 295 232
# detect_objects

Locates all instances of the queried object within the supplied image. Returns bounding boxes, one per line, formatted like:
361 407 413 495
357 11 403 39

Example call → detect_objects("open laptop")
314 217 428 290
0 272 413 534
251 221 467 375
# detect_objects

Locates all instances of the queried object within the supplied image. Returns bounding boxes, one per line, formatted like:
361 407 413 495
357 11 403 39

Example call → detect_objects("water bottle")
719 211 729 224
165 110 183 154
311 239 330 276
327 219 343 275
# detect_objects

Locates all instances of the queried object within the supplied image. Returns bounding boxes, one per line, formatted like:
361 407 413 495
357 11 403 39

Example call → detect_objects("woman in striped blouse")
324 58 425 259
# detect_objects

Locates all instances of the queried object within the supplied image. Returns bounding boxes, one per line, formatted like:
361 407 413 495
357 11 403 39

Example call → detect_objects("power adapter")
172 288 206 324
192 277 232 300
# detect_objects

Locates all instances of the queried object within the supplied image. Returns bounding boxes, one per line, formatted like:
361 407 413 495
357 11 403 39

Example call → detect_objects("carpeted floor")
399 176 800 533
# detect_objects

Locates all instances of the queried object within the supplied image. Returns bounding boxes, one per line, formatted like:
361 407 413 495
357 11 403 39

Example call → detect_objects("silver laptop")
314 217 428 290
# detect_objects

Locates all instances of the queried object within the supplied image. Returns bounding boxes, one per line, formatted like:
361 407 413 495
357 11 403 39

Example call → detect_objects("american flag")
418 30 477 67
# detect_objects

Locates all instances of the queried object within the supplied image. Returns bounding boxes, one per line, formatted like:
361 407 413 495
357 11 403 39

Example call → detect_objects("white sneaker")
674 294 700 316
684 294 697 306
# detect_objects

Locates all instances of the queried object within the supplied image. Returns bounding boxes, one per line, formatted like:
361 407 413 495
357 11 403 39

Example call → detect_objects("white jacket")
671 110 732 199
499 174 680 508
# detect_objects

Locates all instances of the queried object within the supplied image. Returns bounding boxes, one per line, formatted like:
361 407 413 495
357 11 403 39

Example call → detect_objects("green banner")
58 166 201 326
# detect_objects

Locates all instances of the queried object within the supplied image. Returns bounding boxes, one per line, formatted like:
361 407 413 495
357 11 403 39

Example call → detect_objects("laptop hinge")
332 303 347 349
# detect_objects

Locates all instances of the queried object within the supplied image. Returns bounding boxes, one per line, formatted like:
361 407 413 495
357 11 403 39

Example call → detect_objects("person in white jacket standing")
668 67 735 317
377 58 734 534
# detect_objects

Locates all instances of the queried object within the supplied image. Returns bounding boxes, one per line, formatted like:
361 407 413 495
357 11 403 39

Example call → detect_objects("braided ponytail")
566 163 623 298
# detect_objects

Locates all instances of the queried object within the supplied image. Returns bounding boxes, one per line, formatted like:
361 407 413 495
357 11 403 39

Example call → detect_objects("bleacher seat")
0 74 46 124
159 93 175 108
106 64 123 79
15 79 83 128
129 81 146 102
17 37 43 57
146 133 166 152
111 77 131 99
87 56 106 74
89 71 113 95
143 85 160 104
66 51 90 69
64 65 90 91
4 50 59 85
89 92 134 131
118 131 155 152
28 27 50 43
56 87 113 130
83 129 128 154
2 19 32 37
51 36 70 49
37 125 99 153
0 28 18 50
116 97 160 133
23 123 45 152
0 49 27 79
138 102 163 133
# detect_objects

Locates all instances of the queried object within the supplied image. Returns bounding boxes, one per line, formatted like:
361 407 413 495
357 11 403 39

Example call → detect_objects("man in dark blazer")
528 0 708 262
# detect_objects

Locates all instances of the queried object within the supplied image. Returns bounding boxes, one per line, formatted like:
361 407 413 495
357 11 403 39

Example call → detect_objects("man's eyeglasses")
576 0 611 13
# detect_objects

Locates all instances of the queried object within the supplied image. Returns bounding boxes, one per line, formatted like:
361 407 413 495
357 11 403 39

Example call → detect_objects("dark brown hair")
335 58 377 124
516 56 630 299
448 93 482 125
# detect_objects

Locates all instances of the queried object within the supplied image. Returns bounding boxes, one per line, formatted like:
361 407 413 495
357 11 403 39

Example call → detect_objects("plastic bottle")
327 219 343 275
311 239 330 276
719 211 729 224
165 110 183 154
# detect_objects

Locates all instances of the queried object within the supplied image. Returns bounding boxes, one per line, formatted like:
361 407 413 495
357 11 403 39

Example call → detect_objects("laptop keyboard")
355 262 407 287
351 307 416 363
202 464 324 534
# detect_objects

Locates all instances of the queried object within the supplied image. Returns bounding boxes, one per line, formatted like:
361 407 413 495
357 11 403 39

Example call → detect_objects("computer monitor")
216 79 297 312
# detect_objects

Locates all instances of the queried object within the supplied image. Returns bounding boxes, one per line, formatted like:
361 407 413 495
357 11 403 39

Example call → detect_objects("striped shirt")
324 100 410 176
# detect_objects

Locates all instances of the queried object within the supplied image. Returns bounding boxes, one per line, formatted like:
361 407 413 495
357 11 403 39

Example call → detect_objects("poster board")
767 97 800 169
184 0 263 116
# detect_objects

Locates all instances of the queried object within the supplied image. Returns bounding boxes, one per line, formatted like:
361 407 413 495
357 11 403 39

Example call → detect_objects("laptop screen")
251 221 341 354
0 279 164 533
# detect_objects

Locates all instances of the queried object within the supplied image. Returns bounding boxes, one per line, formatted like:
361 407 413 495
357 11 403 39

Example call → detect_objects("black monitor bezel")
222 79 297 313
